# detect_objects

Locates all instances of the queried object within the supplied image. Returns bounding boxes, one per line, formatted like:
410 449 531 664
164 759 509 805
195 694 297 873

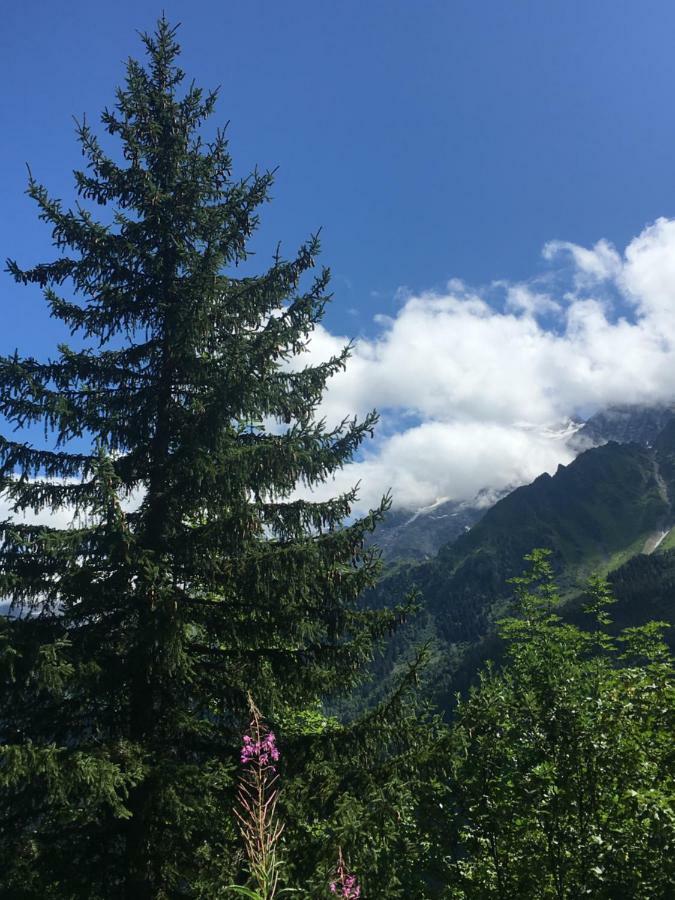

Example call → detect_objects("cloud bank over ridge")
300 217 675 511
4 217 675 523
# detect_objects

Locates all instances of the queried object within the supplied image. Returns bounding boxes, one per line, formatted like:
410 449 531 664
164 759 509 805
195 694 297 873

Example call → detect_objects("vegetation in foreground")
444 551 675 899
225 552 675 899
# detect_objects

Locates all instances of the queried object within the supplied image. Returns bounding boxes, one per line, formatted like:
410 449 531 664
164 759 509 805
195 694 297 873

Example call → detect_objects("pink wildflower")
330 849 361 898
234 697 284 898
240 727 280 769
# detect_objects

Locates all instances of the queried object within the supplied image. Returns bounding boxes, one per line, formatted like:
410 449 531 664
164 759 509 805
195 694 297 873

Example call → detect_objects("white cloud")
296 217 675 511
7 218 675 522
303 420 575 512
622 217 675 332
505 284 561 317
543 237 623 284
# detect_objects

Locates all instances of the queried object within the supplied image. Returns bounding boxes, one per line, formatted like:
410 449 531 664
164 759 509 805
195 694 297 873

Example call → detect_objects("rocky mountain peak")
570 403 675 451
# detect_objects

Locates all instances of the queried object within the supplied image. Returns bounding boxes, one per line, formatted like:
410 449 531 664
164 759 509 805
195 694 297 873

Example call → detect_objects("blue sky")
5 1 675 511
4 1 675 338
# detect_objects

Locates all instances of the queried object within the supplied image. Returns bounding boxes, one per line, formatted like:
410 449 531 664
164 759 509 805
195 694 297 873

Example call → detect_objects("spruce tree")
0 20 428 899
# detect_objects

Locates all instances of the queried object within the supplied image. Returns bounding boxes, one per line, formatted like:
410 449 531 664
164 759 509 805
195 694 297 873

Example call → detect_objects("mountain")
370 494 496 563
371 419 583 564
372 404 675 567
399 433 671 639
570 402 675 450
365 421 675 714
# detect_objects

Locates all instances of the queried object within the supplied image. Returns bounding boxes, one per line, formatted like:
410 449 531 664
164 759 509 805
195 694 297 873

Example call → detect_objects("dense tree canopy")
444 552 675 899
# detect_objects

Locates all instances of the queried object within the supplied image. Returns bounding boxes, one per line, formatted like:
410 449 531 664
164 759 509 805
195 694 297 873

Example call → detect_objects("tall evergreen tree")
0 20 426 898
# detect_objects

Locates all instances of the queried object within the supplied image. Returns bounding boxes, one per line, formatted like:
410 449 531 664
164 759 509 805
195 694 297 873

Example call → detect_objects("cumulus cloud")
298 420 577 513
7 218 675 522
504 284 561 317
296 217 675 511
543 237 623 285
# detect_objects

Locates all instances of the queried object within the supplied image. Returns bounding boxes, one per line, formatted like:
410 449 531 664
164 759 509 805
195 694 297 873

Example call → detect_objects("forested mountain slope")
366 422 675 713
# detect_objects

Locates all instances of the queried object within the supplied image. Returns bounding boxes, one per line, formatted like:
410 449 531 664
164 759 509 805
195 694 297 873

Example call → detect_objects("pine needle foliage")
0 19 411 898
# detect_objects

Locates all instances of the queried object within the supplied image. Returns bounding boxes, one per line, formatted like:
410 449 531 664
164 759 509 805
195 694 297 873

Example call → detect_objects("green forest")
1 20 673 900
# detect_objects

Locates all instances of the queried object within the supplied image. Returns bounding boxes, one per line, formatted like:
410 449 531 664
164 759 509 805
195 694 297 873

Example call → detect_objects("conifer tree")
0 20 429 899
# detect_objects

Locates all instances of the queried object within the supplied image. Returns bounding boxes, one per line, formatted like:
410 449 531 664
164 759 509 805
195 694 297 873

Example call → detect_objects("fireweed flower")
233 696 284 899
329 849 361 898
240 730 281 769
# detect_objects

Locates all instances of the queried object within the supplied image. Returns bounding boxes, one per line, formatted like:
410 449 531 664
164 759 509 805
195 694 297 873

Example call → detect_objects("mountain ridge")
363 418 675 715
372 402 675 565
